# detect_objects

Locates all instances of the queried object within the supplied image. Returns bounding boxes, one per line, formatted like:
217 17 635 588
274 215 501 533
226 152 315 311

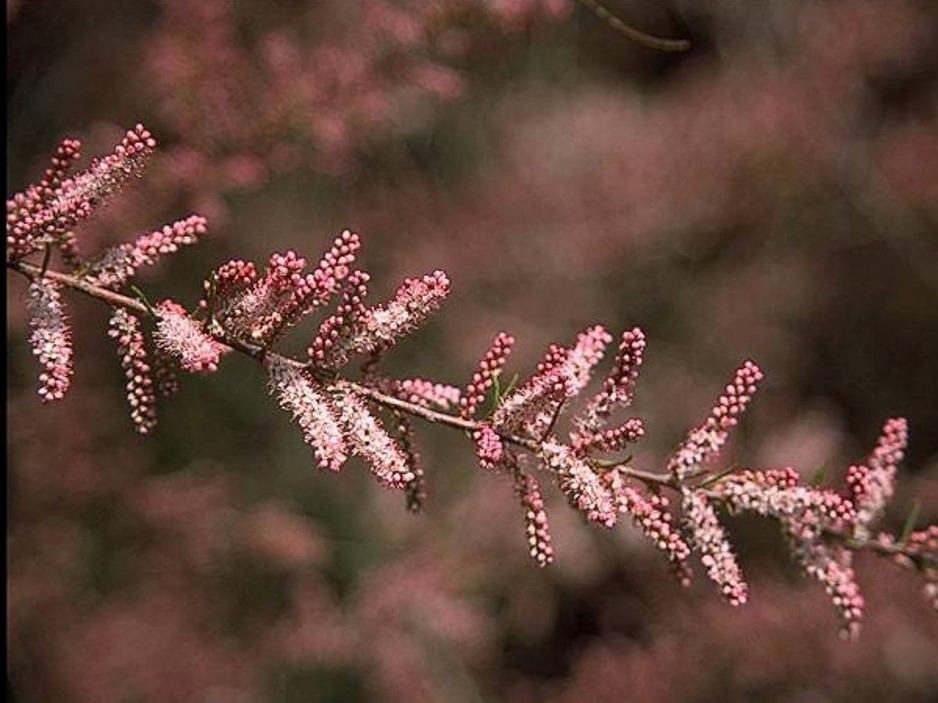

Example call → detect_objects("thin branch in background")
575 0 691 53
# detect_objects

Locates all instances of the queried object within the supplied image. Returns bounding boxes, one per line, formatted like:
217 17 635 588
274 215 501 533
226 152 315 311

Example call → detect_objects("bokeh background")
7 1 938 701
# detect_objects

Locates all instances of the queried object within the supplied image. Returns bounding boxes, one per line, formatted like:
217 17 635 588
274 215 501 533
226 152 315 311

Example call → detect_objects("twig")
575 0 691 53
7 257 679 490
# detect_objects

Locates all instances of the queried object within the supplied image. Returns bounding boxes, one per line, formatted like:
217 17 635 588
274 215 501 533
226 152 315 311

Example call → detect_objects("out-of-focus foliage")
7 1 938 701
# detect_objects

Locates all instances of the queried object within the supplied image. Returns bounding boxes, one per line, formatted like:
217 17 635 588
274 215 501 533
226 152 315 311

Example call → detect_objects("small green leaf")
808 465 829 487
698 465 742 489
898 499 921 546
489 372 519 414
130 285 157 316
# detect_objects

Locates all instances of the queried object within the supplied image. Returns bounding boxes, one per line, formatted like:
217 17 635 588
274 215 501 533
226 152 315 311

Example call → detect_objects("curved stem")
575 0 691 53
7 257 678 489
8 256 932 570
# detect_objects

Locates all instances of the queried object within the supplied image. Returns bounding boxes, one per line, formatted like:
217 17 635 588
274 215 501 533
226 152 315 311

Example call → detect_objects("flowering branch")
8 126 936 639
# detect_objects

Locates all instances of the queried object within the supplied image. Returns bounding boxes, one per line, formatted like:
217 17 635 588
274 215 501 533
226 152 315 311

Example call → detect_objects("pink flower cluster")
580 326 646 432
388 378 462 411
460 331 516 419
6 137 82 260
9 122 937 647
88 215 208 290
682 488 749 606
216 234 361 346
353 270 451 351
153 300 227 374
604 470 692 584
333 387 416 490
108 308 157 434
7 126 154 263
267 357 348 472
847 418 908 538
716 466 863 635
511 464 554 567
25 278 73 402
668 360 764 481
7 126 220 429
541 438 618 529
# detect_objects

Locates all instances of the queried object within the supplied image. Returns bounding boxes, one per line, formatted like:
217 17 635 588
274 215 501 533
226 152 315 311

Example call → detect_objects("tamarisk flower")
221 249 307 341
308 269 371 369
87 215 208 290
303 229 361 311
255 232 362 343
396 379 461 410
266 356 347 472
574 417 645 454
346 270 450 354
474 424 505 471
604 469 692 584
460 331 515 419
219 233 361 346
682 488 748 605
199 258 257 316
846 418 909 538
52 124 155 214
395 413 426 513
24 278 73 402
541 438 617 528
716 467 863 636
557 325 613 397
6 137 82 260
107 307 157 434
668 360 763 481
579 327 645 433
719 468 856 530
373 378 461 411
491 345 569 436
153 300 227 374
332 387 414 490
493 326 611 439
511 462 554 567
788 525 864 639
7 125 155 262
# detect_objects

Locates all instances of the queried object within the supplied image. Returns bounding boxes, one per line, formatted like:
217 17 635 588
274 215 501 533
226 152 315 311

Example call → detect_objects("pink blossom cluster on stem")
8 123 938 639
107 308 157 435
667 360 763 481
25 278 73 402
